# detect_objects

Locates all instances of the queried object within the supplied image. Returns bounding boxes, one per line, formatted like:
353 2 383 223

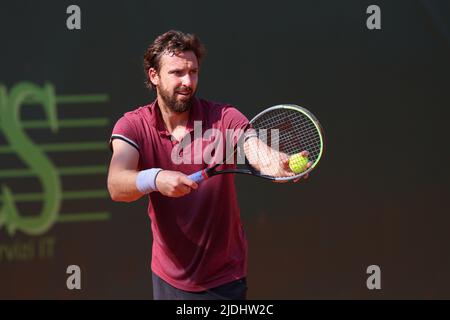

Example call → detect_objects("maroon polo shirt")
110 97 250 291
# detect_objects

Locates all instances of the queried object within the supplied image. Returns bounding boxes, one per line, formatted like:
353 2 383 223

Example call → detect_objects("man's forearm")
107 170 143 202
243 136 272 172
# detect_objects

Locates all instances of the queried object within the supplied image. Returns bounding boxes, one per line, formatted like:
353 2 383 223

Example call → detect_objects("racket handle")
188 170 208 183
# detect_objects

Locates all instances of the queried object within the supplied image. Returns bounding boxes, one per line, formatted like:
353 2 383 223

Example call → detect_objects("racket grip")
188 170 207 183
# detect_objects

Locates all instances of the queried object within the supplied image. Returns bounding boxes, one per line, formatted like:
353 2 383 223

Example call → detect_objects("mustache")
175 86 193 94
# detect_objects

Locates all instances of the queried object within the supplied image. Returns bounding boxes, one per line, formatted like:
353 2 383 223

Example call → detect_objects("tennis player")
107 30 306 300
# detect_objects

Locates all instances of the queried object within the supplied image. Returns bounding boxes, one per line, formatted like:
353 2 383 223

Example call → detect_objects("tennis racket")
187 104 325 183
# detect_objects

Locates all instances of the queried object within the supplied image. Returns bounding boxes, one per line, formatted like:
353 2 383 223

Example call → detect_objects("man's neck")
157 97 190 137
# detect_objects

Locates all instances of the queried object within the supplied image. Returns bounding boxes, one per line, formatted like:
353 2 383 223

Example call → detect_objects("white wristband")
136 168 163 194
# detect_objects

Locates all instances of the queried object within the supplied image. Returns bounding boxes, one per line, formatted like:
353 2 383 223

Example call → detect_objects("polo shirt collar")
148 97 201 137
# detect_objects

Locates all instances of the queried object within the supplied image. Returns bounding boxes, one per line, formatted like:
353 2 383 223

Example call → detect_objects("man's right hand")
155 170 199 197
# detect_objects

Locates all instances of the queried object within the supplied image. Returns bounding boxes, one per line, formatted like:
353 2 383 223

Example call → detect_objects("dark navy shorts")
152 272 247 300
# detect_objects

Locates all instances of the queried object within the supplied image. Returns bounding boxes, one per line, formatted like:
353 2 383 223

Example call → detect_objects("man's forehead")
160 51 198 68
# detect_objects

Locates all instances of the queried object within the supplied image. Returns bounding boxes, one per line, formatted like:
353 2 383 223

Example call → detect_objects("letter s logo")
0 82 62 235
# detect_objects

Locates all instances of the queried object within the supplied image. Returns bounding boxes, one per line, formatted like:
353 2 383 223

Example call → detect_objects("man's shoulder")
196 98 248 129
197 98 238 114
122 104 151 119
111 104 154 134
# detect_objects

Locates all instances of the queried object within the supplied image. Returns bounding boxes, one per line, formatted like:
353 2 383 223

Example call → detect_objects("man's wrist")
136 168 163 194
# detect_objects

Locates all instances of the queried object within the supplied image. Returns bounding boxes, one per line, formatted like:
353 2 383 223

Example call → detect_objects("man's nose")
181 74 193 87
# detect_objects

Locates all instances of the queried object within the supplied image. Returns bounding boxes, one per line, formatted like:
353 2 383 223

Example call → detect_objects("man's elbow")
108 185 121 202
108 185 140 203
107 181 125 202
109 190 135 203
109 192 121 202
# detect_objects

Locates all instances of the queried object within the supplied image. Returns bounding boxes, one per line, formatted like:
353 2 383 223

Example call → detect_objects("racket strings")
246 108 322 178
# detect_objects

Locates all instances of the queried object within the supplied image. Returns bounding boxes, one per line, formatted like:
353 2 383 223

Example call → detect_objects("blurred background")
0 0 449 299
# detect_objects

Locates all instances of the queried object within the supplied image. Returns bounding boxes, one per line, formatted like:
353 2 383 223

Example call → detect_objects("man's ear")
148 68 159 87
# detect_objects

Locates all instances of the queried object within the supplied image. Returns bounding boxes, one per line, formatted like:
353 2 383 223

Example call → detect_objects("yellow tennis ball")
289 154 309 174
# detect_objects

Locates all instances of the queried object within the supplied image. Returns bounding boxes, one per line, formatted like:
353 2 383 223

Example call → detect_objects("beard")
158 85 195 113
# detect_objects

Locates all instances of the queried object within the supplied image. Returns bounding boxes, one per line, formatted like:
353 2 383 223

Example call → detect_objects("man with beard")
107 30 250 300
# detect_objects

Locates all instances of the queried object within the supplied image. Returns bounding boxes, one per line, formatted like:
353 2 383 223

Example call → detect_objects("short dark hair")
143 30 206 90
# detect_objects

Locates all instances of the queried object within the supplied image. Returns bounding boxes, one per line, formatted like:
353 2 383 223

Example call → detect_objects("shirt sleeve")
221 105 251 132
220 105 253 153
109 115 141 153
